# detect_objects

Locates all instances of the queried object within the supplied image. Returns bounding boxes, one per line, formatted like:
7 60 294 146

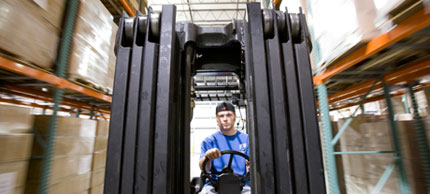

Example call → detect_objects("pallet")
69 75 113 95
0 51 54 73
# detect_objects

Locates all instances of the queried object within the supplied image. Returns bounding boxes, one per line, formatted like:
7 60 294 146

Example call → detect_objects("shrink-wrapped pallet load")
68 0 118 94
306 0 384 71
306 0 422 71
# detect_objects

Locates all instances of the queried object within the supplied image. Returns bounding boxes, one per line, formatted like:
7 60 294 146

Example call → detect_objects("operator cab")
188 26 249 193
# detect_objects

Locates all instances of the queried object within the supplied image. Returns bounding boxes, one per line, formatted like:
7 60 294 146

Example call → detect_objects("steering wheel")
196 150 250 193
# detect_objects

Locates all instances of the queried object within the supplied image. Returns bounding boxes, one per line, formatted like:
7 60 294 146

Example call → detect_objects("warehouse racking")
314 6 430 194
0 0 121 193
1 0 428 193
0 56 111 115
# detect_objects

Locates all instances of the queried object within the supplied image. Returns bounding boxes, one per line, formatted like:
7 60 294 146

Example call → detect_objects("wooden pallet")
0 51 54 73
69 75 112 96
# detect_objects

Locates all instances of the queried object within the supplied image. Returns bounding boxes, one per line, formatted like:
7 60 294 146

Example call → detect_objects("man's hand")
205 148 221 160
199 148 221 171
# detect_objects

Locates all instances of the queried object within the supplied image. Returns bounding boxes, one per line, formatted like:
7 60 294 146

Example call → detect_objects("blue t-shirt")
200 131 249 176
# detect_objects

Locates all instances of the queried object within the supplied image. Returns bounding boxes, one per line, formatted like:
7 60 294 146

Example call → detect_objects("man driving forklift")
198 102 251 194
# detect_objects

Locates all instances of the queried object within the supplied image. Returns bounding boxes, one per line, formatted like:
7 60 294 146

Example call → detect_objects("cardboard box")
18 0 65 31
15 187 24 194
96 120 109 137
89 184 104 194
90 168 105 188
0 134 33 163
92 151 107 170
93 137 108 153
338 116 429 193
337 115 369 147
33 116 97 137
0 161 29 189
379 95 408 115
360 122 393 150
32 137 95 156
27 155 92 181
0 104 34 133
344 175 369 193
341 154 367 179
25 172 91 194
0 0 64 69
395 113 414 121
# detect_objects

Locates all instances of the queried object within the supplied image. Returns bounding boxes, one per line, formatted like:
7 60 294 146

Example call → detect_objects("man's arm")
199 148 221 171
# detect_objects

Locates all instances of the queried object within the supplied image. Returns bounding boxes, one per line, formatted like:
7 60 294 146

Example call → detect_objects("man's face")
216 110 236 131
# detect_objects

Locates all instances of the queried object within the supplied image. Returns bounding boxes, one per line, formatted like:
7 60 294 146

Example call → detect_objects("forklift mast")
104 3 326 194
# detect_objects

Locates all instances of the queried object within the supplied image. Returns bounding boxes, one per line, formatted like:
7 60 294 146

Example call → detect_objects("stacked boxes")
397 120 429 193
306 0 422 71
337 115 428 193
0 104 34 194
25 116 97 194
378 95 408 115
68 0 118 93
0 0 117 93
0 0 65 69
89 120 109 194
0 134 33 194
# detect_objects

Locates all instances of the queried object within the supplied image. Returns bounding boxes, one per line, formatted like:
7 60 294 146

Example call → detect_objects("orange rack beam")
313 8 430 85
328 58 430 104
331 90 404 111
331 84 429 111
0 84 111 114
120 0 136 17
0 98 107 119
273 0 282 10
0 56 112 102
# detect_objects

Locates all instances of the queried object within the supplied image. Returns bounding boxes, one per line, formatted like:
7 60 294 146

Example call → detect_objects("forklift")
104 3 325 194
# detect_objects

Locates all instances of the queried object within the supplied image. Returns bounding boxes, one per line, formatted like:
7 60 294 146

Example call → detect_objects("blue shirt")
200 131 249 176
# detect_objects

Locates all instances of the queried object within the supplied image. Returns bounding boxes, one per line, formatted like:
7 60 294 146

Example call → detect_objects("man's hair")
215 102 235 115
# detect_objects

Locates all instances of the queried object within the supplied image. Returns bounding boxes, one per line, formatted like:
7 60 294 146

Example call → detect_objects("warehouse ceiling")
148 0 257 25
102 0 267 25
